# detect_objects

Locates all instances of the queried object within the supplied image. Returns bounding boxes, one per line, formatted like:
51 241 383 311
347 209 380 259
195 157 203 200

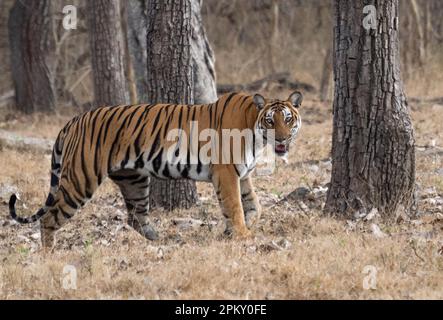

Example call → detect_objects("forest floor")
0 97 442 299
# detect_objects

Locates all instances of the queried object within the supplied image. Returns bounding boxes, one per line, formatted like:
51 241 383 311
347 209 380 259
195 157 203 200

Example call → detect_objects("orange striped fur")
9 91 303 247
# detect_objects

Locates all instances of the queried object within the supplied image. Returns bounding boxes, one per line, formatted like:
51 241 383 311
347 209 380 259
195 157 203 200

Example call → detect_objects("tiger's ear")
253 94 266 110
288 91 303 108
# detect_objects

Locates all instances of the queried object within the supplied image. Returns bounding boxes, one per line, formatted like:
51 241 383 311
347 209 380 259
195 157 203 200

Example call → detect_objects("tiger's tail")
9 129 66 224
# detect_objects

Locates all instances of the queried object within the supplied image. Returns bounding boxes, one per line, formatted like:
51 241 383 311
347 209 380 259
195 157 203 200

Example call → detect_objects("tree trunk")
128 0 217 105
125 0 149 102
8 0 56 114
319 46 333 102
267 0 279 74
146 0 200 210
120 1 138 105
325 0 416 218
406 0 425 66
87 0 128 107
190 0 218 104
431 0 443 41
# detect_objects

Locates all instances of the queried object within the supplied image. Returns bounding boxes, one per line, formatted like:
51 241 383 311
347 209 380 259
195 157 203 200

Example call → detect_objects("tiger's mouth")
274 143 288 156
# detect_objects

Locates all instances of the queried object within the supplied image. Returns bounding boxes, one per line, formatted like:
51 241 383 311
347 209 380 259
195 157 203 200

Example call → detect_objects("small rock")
364 208 379 221
111 209 125 221
172 217 216 230
308 165 320 173
370 223 387 239
30 232 40 240
321 160 332 170
17 235 30 243
298 201 309 212
346 220 357 231
172 218 203 229
289 187 310 200
354 210 367 220
157 248 164 259
312 186 328 196
420 187 437 199
422 197 443 206
259 239 290 252
276 238 292 249
428 139 437 148
119 258 129 270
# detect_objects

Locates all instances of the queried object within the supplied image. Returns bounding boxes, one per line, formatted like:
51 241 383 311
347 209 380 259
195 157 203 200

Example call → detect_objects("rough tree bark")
325 0 416 218
127 0 217 104
145 0 217 210
87 0 128 107
8 0 56 113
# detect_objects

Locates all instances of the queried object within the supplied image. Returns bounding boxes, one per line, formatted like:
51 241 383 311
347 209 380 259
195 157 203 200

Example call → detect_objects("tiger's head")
253 91 302 158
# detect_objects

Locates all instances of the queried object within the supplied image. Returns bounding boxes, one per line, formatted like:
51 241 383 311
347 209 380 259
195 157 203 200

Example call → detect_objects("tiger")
9 91 303 248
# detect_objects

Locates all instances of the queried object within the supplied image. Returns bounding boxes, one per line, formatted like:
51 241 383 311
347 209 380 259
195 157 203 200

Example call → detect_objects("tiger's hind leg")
40 179 94 248
240 176 261 228
110 171 159 240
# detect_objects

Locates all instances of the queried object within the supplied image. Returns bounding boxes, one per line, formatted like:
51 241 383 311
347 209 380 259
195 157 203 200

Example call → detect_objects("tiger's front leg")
240 176 261 228
212 165 252 239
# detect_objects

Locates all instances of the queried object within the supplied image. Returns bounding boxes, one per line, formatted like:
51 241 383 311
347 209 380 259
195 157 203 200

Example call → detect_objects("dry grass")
0 98 442 300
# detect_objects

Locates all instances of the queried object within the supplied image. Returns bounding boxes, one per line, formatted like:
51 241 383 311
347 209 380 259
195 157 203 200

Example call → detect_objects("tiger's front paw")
235 228 253 240
141 224 159 241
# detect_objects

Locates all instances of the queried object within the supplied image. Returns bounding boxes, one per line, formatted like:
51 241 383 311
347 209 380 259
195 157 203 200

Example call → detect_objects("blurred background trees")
87 0 129 107
8 0 56 113
1 0 442 112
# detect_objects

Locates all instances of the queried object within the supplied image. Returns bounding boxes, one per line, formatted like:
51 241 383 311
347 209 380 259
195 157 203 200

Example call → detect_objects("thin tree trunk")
120 1 137 105
8 0 56 114
146 0 198 210
325 0 416 218
190 0 218 104
267 0 279 74
319 46 333 102
126 0 149 102
87 0 128 107
423 0 430 56
407 0 425 66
